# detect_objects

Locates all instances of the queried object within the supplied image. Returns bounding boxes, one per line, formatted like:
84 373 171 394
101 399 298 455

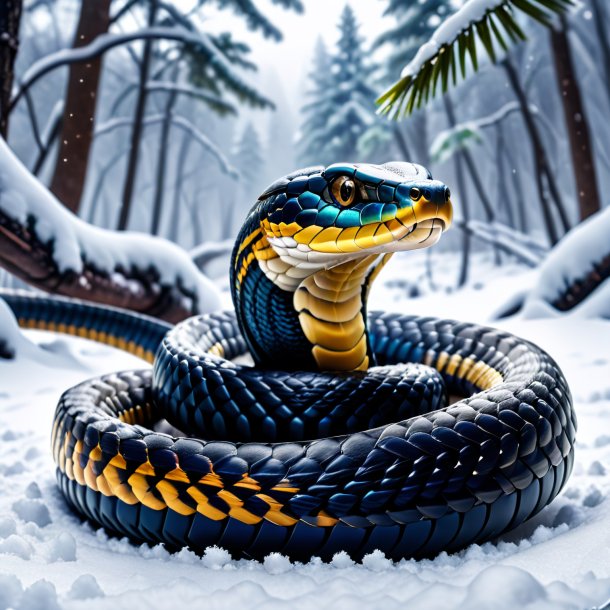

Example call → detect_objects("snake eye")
410 187 421 201
331 176 356 206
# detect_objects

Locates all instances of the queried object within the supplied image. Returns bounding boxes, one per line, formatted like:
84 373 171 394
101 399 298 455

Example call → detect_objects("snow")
1 254 610 609
11 499 52 528
15 27 244 109
0 138 221 315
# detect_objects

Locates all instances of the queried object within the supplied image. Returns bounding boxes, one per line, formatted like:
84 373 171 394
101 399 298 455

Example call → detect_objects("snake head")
256 162 453 287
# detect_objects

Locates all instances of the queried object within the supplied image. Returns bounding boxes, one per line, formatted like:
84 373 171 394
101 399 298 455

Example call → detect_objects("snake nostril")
423 188 432 200
445 187 451 202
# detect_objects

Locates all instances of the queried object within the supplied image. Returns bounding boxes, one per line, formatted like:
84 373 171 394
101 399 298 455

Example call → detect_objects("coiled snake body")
4 162 575 561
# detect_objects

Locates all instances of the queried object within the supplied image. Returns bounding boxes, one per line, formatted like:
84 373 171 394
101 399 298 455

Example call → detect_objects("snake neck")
294 255 391 372
231 215 392 371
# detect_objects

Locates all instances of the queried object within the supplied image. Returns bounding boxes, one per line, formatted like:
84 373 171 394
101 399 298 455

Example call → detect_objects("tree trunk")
590 0 610 109
550 18 600 221
442 98 497 226
500 123 528 233
168 133 193 243
117 0 158 230
409 110 430 168
33 111 62 175
442 96 470 287
48 0 111 214
151 69 179 235
86 147 128 225
503 60 570 244
0 0 23 137
189 193 203 246
495 126 515 229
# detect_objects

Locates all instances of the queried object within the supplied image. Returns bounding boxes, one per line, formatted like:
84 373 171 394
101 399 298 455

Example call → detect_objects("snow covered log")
495 207 610 319
0 138 220 323
524 207 610 313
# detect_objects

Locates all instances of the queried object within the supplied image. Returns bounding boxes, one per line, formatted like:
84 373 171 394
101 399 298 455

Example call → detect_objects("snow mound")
0 535 33 560
47 532 77 562
16 580 60 610
11 498 52 527
68 575 105 600
463 565 547 609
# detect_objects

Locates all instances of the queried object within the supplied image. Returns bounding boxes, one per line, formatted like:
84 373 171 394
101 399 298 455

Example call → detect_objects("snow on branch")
377 0 572 117
0 138 220 322
430 101 527 162
170 115 237 177
94 113 238 178
145 82 237 115
455 219 547 267
11 26 270 111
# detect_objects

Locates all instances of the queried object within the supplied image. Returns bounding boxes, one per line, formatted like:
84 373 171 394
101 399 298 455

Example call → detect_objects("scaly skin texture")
2 162 575 562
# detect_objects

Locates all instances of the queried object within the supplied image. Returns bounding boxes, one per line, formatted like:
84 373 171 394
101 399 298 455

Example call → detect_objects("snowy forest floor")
1 252 610 610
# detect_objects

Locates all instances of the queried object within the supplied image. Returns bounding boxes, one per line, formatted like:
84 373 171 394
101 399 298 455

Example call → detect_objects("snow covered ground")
1 253 610 610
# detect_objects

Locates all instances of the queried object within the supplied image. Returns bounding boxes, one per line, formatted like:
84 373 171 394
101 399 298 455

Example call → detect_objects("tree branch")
0 138 220 322
11 26 269 112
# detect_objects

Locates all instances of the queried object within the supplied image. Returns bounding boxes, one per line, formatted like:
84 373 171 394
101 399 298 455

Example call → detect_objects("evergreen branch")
377 0 573 118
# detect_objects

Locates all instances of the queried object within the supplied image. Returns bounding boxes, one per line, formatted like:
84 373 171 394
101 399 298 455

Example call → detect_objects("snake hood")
231 162 453 372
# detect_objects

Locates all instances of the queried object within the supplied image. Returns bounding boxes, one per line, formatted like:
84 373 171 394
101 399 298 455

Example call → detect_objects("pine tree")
299 6 382 166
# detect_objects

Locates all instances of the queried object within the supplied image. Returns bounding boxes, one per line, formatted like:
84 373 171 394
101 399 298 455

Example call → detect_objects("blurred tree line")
1 0 608 291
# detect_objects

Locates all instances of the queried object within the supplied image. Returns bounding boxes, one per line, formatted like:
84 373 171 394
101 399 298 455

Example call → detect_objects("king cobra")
3 162 575 561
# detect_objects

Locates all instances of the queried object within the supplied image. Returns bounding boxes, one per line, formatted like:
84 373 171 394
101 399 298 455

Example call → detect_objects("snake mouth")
375 217 445 254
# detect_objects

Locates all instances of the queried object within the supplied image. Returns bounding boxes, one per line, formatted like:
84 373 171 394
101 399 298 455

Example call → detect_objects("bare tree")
168 133 193 243
118 0 158 230
0 0 23 137
442 96 471 287
48 0 111 213
151 63 179 235
550 17 600 221
503 60 570 245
